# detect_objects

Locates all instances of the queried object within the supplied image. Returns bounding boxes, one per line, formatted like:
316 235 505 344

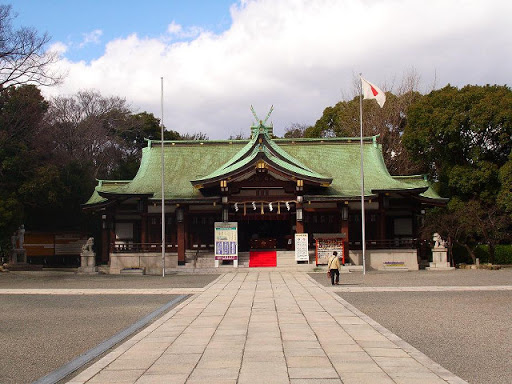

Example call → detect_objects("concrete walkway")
66 272 469 384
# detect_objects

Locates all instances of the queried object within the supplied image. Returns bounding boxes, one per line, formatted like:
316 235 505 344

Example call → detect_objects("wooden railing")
349 238 418 250
112 243 177 253
112 242 214 253
112 239 418 253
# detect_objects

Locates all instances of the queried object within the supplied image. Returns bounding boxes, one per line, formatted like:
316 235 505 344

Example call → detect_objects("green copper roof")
392 175 447 202
85 134 445 205
84 180 131 206
276 138 434 198
190 122 332 185
96 140 249 201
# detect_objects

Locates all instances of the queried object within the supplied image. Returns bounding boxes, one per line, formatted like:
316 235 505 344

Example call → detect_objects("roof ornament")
250 105 260 124
250 105 274 126
263 105 274 125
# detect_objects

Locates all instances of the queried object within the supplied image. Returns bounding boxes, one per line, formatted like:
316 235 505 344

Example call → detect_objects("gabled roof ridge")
190 123 332 185
258 132 315 173
148 139 250 145
274 135 379 143
393 174 428 181
96 179 132 185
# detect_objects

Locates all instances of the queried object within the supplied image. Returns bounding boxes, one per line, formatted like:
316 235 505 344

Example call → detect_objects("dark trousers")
330 269 339 285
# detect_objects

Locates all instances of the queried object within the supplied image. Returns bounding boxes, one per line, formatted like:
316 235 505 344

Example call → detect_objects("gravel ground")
309 268 512 287
339 291 512 384
0 271 220 289
309 269 512 384
0 295 181 384
0 271 219 384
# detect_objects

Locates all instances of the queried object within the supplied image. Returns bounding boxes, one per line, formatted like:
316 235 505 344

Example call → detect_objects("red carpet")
249 250 277 267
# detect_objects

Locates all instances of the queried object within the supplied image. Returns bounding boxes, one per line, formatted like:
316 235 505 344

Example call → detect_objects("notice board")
294 233 309 262
214 222 238 260
314 234 346 265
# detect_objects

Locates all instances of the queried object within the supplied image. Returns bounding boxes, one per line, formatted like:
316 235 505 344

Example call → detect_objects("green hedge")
452 244 512 265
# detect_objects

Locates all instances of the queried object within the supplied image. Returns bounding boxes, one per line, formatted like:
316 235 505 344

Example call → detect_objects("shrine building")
84 118 446 274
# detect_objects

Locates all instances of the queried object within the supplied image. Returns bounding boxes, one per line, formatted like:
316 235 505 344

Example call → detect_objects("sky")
9 0 512 139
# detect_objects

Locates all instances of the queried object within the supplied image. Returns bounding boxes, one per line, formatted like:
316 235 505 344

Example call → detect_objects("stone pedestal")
10 249 27 264
427 248 454 271
78 251 98 274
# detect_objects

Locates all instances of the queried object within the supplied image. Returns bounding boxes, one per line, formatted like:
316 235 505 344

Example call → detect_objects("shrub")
455 244 512 265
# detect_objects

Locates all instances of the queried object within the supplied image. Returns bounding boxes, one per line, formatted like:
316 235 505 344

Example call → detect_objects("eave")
190 125 332 188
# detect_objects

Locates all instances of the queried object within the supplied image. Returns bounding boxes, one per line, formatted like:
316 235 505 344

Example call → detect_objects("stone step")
3 263 43 271
120 268 145 275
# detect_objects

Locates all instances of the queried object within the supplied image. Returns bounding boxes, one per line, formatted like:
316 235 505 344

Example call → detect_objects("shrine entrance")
235 213 294 252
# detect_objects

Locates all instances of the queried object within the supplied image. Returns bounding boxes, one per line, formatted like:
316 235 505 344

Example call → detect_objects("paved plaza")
64 272 471 384
3 270 511 383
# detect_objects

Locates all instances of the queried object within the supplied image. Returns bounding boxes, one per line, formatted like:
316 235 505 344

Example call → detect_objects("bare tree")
313 70 424 175
0 5 63 88
42 90 131 178
179 132 209 141
284 123 309 138
229 131 249 140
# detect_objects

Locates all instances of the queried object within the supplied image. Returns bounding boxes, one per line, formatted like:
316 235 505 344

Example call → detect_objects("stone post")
78 237 98 274
426 233 454 271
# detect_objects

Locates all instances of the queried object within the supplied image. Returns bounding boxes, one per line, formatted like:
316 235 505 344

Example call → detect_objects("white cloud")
44 0 512 139
167 21 183 35
79 29 103 48
49 41 68 55
167 21 203 39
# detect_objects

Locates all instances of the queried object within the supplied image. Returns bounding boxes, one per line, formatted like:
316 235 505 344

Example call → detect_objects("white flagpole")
161 77 165 277
359 74 366 275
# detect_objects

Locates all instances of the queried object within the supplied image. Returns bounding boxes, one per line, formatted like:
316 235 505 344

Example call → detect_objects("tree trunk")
461 243 476 264
488 243 496 265
447 237 454 267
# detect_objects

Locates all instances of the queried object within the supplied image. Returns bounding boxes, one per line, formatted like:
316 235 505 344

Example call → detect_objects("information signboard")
294 233 309 262
214 222 238 260
314 234 345 265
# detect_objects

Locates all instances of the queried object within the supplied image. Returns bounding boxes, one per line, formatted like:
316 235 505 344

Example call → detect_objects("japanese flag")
361 77 386 108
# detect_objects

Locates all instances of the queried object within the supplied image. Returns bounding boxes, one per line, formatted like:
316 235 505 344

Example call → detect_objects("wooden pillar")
296 220 304 234
140 199 148 245
341 220 349 240
101 214 110 263
108 215 115 262
295 198 304 233
176 206 187 265
378 194 386 241
177 221 185 265
339 203 350 263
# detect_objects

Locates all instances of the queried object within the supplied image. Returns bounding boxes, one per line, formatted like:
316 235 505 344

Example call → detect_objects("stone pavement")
0 288 204 295
66 272 469 384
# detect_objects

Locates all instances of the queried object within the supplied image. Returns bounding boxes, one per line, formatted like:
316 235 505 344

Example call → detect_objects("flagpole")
161 77 165 277
359 73 366 275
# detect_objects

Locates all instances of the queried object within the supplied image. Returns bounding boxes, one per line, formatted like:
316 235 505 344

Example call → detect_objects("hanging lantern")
286 201 290 211
234 202 239 212
269 202 273 212
252 201 256 210
277 202 281 214
260 202 264 214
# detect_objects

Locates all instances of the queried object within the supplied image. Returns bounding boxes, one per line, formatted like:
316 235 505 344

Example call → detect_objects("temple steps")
175 250 363 273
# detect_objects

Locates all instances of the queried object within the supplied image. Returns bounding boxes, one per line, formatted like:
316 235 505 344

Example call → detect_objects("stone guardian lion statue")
82 237 94 253
432 233 446 248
